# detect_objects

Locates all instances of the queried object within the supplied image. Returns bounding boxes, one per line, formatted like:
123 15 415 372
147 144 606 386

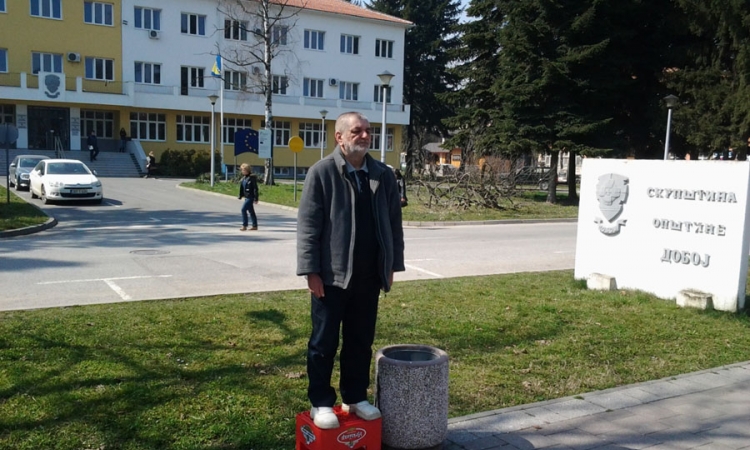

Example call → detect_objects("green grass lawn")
182 180 579 222
1 271 749 449
0 186 48 232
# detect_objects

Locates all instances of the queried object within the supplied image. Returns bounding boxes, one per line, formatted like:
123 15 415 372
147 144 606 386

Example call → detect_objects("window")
135 62 161 84
339 82 359 101
299 122 326 148
224 20 248 41
340 34 359 54
0 0 6 12
373 85 392 103
272 75 288 95
304 30 325 50
182 66 204 88
181 13 206 36
0 49 7 73
369 126 394 151
81 110 114 138
177 115 210 143
84 2 113 26
32 52 62 74
262 120 291 146
303 78 324 98
223 118 252 144
272 25 288 45
375 39 394 58
31 0 61 19
130 112 166 141
1 105 15 124
85 57 114 81
224 70 247 91
134 7 161 30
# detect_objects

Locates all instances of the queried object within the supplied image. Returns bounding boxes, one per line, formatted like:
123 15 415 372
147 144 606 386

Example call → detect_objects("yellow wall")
0 0 122 90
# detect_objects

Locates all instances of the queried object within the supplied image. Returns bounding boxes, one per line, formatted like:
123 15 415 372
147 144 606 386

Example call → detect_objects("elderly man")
297 111 405 429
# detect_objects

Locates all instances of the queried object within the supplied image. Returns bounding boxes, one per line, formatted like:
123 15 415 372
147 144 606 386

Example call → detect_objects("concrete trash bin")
375 344 449 449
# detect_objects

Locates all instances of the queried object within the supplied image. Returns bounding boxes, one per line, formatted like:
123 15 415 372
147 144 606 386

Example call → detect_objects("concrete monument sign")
575 159 750 312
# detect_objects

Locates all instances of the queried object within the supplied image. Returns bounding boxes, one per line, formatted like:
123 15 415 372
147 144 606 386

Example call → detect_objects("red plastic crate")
295 406 381 450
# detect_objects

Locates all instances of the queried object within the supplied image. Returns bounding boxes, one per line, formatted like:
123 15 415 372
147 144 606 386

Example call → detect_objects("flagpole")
219 56 225 181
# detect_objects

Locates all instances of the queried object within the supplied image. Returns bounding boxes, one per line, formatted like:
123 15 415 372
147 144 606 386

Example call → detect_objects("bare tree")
217 0 305 185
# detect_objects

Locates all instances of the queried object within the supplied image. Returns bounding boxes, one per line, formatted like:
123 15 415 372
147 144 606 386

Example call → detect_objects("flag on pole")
211 55 222 78
234 129 259 156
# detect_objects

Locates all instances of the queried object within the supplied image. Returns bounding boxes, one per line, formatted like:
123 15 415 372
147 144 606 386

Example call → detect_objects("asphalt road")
0 177 577 311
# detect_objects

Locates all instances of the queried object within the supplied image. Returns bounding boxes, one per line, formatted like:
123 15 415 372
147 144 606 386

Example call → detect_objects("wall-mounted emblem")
595 173 629 235
44 73 62 99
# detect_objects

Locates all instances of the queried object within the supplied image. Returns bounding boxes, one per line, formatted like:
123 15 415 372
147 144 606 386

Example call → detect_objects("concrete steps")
1 149 142 178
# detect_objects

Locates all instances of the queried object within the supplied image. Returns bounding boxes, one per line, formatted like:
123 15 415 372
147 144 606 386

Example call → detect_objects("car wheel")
14 178 21 191
30 187 39 199
94 198 103 205
41 186 51 205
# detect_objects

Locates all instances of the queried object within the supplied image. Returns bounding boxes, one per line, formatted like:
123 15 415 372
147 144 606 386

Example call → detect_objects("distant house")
423 141 461 170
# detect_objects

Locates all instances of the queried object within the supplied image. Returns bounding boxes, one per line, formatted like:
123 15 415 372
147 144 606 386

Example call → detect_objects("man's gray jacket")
296 146 405 292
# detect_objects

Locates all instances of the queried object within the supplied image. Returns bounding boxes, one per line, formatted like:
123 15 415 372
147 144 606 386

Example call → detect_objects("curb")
0 205 57 238
178 183 578 226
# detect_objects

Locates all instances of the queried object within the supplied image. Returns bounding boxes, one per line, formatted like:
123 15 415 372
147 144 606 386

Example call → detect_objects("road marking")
404 264 443 278
104 279 132 300
38 275 172 285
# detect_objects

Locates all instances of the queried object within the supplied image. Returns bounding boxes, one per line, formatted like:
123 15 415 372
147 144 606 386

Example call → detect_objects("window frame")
340 34 360 55
30 0 62 19
181 12 206 36
375 39 394 58
84 57 115 81
272 25 288 46
303 78 325 98
224 70 248 91
369 126 395 151
262 120 291 147
134 61 162 85
0 0 6 13
223 117 252 144
373 84 392 103
272 75 288 95
182 66 204 88
134 6 161 30
31 52 63 74
176 114 211 143
304 29 325 51
0 49 7 73
299 122 326 148
339 81 359 101
84 1 113 26
130 112 166 141
81 110 115 138
224 19 248 41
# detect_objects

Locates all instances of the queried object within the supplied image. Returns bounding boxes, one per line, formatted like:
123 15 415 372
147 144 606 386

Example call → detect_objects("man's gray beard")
345 142 370 156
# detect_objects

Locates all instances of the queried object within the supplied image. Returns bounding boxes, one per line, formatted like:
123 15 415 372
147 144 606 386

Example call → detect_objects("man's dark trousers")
307 275 380 407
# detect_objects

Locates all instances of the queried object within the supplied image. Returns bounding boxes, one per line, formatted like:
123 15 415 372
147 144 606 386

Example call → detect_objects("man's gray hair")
335 112 370 134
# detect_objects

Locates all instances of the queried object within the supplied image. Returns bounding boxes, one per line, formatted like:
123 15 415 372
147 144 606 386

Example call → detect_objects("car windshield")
47 163 91 175
19 158 43 168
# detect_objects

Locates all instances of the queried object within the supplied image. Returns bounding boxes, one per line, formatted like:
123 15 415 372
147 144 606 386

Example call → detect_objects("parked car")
29 159 104 204
8 155 50 191
512 166 552 190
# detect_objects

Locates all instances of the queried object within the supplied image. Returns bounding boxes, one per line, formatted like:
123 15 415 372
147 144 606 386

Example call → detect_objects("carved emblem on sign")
595 173 629 235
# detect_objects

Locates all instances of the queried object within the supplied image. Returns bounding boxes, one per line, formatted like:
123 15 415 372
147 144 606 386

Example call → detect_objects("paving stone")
607 433 664 449
611 413 672 435
461 435 509 450
584 390 644 410
502 430 559 449
521 406 567 425
543 399 608 420
447 430 481 445
544 429 612 449
639 380 696 399
646 429 712 449
484 411 540 433
575 418 632 437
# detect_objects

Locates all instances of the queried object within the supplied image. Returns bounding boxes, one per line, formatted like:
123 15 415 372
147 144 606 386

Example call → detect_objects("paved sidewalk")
445 361 750 449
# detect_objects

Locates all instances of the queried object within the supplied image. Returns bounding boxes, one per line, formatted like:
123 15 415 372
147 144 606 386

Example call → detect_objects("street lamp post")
663 94 679 160
208 94 219 186
377 71 395 163
319 109 328 160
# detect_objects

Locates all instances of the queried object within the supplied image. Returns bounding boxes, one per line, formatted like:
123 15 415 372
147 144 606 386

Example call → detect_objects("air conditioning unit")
148 30 160 39
329 78 338 87
252 66 261 76
67 52 81 63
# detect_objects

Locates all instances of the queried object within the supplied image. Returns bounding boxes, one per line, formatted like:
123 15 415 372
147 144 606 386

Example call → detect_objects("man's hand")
307 273 325 298
254 200 259 205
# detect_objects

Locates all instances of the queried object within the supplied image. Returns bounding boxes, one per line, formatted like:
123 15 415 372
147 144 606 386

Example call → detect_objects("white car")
29 159 104 205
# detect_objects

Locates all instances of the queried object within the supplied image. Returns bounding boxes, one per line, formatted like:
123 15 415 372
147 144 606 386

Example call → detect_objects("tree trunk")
546 150 559 204
262 1 274 185
567 150 578 203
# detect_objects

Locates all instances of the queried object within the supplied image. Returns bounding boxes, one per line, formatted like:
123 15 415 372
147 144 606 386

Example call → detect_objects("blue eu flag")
235 129 259 156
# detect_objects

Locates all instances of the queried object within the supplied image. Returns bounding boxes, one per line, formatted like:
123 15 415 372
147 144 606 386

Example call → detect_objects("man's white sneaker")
342 401 381 420
310 406 339 429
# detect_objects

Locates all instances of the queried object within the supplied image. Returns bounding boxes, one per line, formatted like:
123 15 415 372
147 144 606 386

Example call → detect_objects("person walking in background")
238 163 259 231
296 111 405 429
87 131 99 162
394 168 407 207
145 151 156 178
119 128 127 153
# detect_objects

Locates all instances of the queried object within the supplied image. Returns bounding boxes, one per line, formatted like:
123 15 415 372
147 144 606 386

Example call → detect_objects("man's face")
337 117 371 157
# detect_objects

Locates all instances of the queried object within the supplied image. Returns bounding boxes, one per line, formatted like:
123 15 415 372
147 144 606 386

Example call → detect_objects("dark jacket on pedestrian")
238 174 259 201
87 133 98 149
297 146 405 292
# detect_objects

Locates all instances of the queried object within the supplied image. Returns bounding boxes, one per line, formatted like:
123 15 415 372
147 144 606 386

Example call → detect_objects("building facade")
0 0 411 174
